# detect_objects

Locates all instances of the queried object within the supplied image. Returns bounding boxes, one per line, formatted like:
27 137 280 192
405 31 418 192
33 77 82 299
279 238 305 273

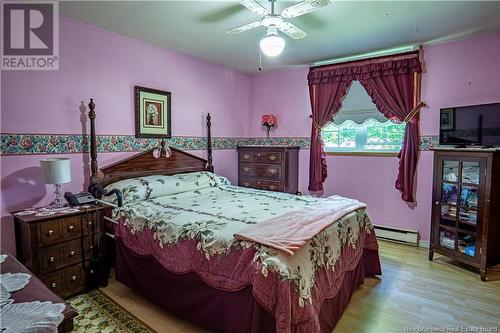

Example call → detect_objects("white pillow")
102 172 231 205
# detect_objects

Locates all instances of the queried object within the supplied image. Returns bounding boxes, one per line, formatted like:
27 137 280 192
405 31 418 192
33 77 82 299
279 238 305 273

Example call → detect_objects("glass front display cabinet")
430 149 500 281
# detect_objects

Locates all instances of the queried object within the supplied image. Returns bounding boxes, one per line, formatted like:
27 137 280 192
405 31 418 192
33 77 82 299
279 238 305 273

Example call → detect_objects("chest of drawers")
13 206 105 298
237 146 300 194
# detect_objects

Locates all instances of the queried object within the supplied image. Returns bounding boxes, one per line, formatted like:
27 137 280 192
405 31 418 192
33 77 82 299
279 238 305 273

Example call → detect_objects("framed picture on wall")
134 86 171 138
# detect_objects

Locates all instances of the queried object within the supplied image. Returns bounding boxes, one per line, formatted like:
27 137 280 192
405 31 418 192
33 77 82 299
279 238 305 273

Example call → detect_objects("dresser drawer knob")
51 282 56 288
243 182 249 187
70 251 76 257
88 221 92 226
243 154 250 159
47 230 54 236
71 275 77 281
269 185 277 190
269 168 277 174
435 201 440 205
49 256 55 263
269 155 277 161
68 225 75 231
257 153 261 157
90 269 94 274
243 167 250 172
257 181 261 185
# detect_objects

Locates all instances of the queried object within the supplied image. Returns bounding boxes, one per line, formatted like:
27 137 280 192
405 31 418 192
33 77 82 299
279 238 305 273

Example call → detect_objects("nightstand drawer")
41 264 86 297
240 151 281 164
82 213 97 236
38 220 63 246
64 265 85 291
38 215 82 247
42 271 65 295
240 178 281 192
82 237 94 260
39 239 82 274
240 163 281 180
62 239 82 266
62 216 82 239
39 245 64 273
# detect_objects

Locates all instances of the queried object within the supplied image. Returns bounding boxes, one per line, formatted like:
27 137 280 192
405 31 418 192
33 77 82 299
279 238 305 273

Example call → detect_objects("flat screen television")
439 102 500 147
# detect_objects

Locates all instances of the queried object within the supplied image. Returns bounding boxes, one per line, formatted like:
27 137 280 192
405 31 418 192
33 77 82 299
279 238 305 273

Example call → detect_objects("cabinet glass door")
440 183 457 227
457 161 480 258
437 158 482 258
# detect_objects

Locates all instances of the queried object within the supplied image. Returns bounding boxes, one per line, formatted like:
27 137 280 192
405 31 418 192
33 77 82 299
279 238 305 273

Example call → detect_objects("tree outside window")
321 81 405 153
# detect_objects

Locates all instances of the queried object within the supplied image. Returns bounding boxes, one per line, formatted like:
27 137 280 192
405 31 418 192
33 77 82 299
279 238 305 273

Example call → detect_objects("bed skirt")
115 238 381 333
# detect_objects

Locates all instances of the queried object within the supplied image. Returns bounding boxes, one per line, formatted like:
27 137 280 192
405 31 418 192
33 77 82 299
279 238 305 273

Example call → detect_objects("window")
322 81 406 154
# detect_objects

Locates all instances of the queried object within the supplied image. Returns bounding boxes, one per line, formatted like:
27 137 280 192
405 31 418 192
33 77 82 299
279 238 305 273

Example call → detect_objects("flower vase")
265 126 271 140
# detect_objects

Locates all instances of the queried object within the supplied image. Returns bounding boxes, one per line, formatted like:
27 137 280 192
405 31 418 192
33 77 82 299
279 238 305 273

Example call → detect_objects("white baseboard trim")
373 224 418 246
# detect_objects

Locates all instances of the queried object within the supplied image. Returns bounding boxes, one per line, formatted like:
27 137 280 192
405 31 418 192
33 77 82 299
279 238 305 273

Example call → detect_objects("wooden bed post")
88 98 99 183
206 113 214 172
87 99 213 183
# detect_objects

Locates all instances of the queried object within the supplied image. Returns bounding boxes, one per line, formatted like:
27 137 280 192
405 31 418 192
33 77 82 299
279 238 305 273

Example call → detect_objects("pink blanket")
234 195 367 256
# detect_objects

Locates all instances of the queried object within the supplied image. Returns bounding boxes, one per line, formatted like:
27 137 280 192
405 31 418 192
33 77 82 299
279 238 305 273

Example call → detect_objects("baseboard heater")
373 224 419 246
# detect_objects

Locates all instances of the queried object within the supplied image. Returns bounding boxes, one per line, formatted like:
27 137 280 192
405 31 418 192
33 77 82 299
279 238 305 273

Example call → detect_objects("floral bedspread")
109 172 379 332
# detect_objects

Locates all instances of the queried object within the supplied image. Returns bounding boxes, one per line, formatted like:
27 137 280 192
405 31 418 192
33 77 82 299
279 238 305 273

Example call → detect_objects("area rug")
68 289 156 333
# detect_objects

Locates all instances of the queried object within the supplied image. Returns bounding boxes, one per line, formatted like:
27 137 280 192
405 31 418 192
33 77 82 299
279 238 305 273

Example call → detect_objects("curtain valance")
308 52 422 85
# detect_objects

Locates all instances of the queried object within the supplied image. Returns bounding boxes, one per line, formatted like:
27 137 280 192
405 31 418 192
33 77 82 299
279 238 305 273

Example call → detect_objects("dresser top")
12 204 105 224
237 145 300 150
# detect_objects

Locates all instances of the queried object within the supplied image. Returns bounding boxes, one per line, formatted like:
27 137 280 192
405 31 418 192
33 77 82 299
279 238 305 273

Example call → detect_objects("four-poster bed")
86 99 381 333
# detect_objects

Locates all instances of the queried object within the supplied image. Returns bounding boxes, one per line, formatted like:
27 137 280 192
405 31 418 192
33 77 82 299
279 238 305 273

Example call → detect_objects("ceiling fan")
227 0 331 57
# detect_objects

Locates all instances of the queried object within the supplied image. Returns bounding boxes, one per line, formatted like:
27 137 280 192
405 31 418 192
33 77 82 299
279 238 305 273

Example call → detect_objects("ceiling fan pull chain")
259 48 263 71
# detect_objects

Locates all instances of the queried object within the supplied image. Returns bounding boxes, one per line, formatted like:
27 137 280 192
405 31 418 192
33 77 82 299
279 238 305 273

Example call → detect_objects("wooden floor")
100 241 500 333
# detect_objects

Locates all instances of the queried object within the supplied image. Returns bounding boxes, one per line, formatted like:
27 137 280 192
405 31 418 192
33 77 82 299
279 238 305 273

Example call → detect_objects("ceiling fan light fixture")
260 28 285 57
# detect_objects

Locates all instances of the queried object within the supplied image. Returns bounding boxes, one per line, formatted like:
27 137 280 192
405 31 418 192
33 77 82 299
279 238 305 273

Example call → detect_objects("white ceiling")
61 1 500 74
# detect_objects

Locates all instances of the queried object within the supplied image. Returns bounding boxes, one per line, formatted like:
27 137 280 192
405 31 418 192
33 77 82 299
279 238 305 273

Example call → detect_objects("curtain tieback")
311 117 323 135
403 101 426 123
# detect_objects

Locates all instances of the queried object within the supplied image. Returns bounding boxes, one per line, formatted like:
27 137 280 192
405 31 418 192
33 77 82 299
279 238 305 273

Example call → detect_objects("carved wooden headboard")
87 99 214 187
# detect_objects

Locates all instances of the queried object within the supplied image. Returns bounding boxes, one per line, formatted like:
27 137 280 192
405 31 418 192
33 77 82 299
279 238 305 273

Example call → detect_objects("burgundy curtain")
307 52 422 201
308 81 351 192
360 75 419 202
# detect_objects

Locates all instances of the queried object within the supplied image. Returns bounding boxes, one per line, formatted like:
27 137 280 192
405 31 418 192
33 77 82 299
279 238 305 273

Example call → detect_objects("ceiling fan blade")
278 22 307 39
227 21 262 34
238 0 268 16
281 0 331 19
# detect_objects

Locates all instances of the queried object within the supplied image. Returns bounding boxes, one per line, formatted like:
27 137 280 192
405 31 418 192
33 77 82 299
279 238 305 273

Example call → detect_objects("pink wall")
2 15 499 254
0 17 248 253
250 33 500 242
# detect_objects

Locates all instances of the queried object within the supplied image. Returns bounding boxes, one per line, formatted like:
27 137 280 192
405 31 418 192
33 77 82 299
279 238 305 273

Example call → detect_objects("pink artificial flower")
261 114 278 128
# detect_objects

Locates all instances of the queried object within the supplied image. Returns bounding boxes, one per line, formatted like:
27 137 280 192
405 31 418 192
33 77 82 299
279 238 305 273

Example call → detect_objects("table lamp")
40 158 72 208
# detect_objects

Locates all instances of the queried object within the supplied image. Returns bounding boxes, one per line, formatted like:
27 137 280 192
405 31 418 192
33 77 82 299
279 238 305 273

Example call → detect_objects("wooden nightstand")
13 205 108 298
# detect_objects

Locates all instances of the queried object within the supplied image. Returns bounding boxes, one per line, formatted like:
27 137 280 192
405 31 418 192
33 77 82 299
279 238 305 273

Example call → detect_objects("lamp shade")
40 158 72 184
260 35 285 57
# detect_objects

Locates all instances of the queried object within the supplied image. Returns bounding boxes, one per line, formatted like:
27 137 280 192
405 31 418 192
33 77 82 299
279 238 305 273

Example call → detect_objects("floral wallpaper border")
0 134 439 156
